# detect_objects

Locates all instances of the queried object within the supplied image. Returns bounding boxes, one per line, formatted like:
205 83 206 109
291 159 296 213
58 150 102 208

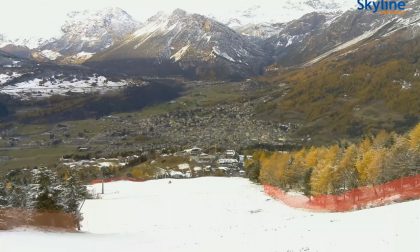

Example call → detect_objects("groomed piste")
1 177 419 252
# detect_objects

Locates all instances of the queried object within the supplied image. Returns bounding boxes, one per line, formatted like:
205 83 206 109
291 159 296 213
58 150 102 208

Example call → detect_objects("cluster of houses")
58 146 251 180
157 147 250 179
59 155 140 170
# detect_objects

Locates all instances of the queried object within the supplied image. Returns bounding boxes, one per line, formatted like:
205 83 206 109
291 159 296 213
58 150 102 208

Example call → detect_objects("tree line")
0 167 89 229
245 123 420 196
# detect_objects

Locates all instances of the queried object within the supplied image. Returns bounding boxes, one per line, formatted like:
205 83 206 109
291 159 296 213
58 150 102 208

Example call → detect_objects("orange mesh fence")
90 177 146 184
264 174 420 212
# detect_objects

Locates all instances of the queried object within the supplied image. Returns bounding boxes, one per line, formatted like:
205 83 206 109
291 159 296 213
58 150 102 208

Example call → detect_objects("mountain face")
0 50 131 100
216 0 354 28
40 7 140 63
0 2 419 147
255 0 420 67
0 34 48 49
0 44 33 59
0 50 31 67
1 2 419 82
0 34 50 60
236 23 286 40
260 11 385 66
256 1 420 143
87 9 267 80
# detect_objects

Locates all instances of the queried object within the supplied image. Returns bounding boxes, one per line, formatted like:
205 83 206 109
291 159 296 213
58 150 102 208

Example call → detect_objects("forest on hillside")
0 168 88 230
246 123 420 196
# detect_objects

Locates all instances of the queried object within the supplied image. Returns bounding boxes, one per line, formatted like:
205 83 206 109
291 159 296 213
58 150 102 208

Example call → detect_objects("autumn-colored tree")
334 144 358 192
311 161 334 195
356 149 384 186
251 123 420 195
260 152 291 188
372 130 392 148
288 149 308 188
305 147 319 169
245 150 267 182
311 146 339 195
359 137 372 154
408 123 420 150
382 135 415 181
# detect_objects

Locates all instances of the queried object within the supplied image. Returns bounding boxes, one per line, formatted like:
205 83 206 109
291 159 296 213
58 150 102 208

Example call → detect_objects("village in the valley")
59 146 252 180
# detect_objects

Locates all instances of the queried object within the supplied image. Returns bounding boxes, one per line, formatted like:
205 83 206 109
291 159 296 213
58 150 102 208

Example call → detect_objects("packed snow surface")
1 177 420 252
0 75 129 99
40 50 62 60
0 72 22 85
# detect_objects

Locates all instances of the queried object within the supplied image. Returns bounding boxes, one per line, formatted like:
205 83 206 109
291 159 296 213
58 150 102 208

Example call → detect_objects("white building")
225 150 236 157
178 163 190 171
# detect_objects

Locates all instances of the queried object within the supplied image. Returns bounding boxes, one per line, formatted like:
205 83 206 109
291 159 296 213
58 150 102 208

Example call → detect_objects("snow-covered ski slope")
1 177 420 252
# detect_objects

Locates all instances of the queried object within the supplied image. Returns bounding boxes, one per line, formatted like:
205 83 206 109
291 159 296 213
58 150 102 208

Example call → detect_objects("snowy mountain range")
39 7 141 63
0 7 140 64
0 1 356 59
87 9 267 79
0 2 366 69
1 1 420 95
0 34 49 49
213 0 355 28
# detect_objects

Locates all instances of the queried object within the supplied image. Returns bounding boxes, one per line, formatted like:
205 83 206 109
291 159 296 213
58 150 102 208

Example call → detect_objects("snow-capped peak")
89 8 267 79
38 7 141 62
133 9 186 39
0 34 50 49
130 9 237 50
61 7 140 41
212 0 356 28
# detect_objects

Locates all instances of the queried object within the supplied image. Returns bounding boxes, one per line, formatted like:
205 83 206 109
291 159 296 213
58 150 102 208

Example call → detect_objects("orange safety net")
264 174 420 212
0 208 78 231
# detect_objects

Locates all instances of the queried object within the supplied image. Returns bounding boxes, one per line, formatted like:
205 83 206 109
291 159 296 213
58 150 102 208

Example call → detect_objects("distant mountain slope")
0 34 48 49
215 0 354 28
0 49 132 100
259 11 391 66
40 7 140 63
0 50 33 67
87 9 267 80
232 0 416 68
257 9 420 143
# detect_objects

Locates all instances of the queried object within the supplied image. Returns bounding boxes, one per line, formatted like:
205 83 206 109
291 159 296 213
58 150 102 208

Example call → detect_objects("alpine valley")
0 0 419 173
1 2 420 252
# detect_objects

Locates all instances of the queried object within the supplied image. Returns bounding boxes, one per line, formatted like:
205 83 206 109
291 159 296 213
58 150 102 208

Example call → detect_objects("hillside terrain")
1 3 420 252
87 9 267 80
257 19 420 143
2 178 420 252
0 2 419 173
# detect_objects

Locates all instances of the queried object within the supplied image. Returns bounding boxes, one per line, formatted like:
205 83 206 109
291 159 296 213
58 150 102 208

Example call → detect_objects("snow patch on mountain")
0 75 129 100
170 44 190 62
40 50 62 60
0 72 22 85
0 35 50 49
133 12 172 38
211 46 236 62
73 51 94 60
40 7 141 59
2 60 22 68
90 8 266 79
303 21 393 66
212 0 356 28
236 23 284 39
